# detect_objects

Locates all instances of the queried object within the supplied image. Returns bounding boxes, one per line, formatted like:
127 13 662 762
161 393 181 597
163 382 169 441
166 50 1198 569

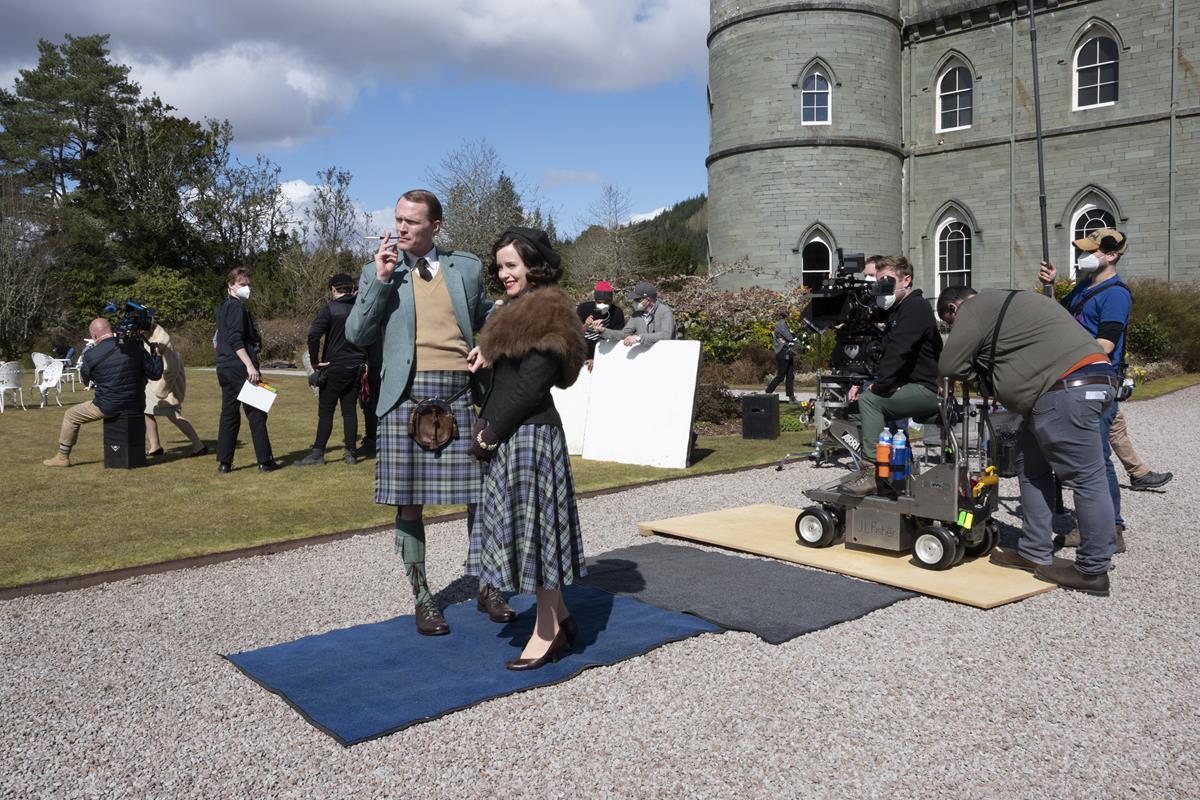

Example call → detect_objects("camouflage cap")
1073 228 1127 255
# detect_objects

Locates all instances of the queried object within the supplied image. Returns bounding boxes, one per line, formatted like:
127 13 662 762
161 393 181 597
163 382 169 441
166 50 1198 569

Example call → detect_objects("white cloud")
543 169 607 189
0 0 708 148
628 207 668 224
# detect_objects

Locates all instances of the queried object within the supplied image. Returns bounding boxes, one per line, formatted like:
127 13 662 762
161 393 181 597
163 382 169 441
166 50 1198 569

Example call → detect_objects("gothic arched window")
801 69 831 125
936 65 972 132
1074 35 1118 110
936 218 972 295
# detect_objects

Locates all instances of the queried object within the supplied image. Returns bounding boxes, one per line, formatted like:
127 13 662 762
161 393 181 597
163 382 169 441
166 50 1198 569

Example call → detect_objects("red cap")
594 281 613 292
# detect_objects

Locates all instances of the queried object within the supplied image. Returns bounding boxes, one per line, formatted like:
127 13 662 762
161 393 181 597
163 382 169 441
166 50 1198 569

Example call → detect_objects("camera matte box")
103 411 147 469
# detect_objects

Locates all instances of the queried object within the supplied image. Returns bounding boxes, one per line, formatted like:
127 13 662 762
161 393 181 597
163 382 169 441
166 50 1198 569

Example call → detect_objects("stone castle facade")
706 0 1200 293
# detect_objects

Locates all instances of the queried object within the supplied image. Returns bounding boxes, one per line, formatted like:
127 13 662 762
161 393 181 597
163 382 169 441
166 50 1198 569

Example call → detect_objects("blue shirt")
1062 274 1132 365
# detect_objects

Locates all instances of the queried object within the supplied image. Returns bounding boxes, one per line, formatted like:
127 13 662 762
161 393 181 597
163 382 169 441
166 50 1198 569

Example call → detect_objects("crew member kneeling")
938 286 1117 596
841 256 941 496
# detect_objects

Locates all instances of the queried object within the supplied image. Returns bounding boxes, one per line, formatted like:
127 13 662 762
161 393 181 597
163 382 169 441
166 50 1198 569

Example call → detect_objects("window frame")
1073 35 1119 111
801 69 831 127
935 64 973 133
800 235 834 289
1068 203 1116 280
935 216 972 298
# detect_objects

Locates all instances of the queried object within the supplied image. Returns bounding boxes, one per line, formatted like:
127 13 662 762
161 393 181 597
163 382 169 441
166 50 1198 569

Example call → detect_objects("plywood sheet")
582 340 700 469
638 504 1054 609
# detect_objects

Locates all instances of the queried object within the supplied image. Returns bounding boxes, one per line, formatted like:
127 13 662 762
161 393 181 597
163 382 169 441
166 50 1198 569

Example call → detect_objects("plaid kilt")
375 370 483 507
466 424 587 593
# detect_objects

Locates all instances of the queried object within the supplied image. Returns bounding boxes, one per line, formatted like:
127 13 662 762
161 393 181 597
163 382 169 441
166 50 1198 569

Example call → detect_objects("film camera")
802 250 886 377
103 300 155 346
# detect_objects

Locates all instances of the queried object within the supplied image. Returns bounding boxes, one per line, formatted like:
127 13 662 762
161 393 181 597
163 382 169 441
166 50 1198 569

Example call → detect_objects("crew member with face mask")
577 280 626 364
841 255 942 497
1038 229 1171 552
601 282 676 347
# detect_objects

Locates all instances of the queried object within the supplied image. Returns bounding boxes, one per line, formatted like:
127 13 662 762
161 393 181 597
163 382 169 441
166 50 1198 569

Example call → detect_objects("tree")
0 34 139 207
425 139 545 260
0 181 55 359
308 166 359 254
568 183 639 285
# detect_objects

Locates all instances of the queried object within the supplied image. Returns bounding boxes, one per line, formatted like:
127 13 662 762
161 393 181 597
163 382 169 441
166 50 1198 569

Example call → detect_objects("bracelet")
475 430 498 451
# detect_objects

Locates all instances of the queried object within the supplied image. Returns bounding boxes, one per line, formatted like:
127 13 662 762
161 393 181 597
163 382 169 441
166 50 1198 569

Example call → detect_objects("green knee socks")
395 516 432 606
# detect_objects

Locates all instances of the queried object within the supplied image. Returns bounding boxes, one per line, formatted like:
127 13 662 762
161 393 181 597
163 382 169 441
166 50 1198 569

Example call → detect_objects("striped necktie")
415 257 432 281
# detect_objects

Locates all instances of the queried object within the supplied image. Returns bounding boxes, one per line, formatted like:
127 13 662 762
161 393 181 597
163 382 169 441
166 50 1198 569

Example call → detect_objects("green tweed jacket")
345 250 493 417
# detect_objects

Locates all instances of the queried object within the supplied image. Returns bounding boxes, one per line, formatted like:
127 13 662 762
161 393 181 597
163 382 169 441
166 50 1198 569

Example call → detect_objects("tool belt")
1046 374 1119 393
407 383 469 451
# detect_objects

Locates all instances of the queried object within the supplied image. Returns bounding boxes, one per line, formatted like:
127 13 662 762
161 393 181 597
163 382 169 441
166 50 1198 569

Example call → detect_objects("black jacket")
479 287 587 442
871 289 942 396
216 296 261 367
576 300 626 359
81 336 164 416
308 294 366 369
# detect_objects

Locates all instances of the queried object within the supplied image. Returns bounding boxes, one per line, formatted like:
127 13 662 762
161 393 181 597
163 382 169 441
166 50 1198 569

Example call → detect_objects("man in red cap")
577 280 626 367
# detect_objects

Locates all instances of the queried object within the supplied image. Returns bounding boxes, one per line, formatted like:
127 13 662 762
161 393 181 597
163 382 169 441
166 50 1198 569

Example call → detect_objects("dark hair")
488 233 563 288
866 254 883 266
226 267 251 286
398 189 443 222
875 255 913 281
937 285 977 319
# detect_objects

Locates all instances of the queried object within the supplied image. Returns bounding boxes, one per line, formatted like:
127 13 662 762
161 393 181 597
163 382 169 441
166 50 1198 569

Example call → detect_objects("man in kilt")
346 189 515 635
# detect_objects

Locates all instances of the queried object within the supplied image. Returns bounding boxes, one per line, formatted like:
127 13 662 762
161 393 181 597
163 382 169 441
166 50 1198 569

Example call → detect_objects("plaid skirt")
375 370 483 507
466 424 587 593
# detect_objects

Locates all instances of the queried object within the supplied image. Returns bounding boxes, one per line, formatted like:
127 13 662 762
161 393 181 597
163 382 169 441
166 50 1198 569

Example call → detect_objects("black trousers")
314 365 361 450
766 351 795 398
216 362 273 465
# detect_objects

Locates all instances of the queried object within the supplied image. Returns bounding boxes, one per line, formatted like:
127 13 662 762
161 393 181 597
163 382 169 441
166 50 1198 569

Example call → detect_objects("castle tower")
707 0 904 289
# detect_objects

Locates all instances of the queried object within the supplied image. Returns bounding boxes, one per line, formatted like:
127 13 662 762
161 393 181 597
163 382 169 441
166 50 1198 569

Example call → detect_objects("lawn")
0 370 812 588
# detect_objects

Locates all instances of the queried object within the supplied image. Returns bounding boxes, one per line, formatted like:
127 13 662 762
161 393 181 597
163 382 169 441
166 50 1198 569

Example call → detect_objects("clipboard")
237 380 278 413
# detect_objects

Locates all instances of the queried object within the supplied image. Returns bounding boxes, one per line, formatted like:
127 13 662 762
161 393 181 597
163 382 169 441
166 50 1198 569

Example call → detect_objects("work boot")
1034 563 1111 597
343 447 358 465
1129 470 1173 491
989 548 1043 573
42 452 71 468
839 464 877 497
476 584 516 623
1054 523 1125 554
296 448 324 467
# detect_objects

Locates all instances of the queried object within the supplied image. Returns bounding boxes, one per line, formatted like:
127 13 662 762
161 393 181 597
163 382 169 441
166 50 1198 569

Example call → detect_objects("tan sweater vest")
413 270 469 371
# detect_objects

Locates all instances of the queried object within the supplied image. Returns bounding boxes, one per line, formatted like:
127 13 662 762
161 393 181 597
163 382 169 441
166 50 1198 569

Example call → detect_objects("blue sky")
1 1 711 237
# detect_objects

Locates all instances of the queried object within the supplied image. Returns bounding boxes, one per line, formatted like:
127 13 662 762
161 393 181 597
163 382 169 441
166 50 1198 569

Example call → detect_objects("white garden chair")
30 351 53 386
33 359 64 408
0 362 27 412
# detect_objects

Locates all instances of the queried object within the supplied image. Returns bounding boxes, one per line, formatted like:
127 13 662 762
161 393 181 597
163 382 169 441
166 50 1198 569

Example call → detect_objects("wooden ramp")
638 504 1054 609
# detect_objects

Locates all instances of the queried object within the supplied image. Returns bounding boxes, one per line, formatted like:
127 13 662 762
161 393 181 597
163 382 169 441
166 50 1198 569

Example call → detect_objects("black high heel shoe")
505 628 571 672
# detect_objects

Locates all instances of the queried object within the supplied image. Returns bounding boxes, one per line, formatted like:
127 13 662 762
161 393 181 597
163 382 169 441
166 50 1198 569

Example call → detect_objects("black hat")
328 273 354 289
502 226 561 269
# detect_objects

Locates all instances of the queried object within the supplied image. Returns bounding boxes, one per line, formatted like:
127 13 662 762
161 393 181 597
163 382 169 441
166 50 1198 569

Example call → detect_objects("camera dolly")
793 382 1003 571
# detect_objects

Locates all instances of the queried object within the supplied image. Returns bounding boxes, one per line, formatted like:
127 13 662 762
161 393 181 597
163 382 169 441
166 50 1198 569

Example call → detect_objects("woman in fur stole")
466 226 588 670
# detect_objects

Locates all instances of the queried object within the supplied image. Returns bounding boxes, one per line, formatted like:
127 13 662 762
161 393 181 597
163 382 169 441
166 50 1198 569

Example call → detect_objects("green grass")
0 370 811 588
1128 372 1200 401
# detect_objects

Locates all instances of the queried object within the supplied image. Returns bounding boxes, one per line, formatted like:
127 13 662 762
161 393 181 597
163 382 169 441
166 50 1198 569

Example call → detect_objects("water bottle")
890 429 908 491
875 429 892 482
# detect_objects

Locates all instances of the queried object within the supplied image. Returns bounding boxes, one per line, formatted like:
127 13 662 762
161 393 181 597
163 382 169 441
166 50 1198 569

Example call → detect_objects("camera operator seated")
840 256 942 496
43 318 163 467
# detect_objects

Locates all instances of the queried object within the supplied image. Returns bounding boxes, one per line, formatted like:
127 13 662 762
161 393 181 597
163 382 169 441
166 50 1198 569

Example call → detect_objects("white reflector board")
550 366 591 455
581 339 700 468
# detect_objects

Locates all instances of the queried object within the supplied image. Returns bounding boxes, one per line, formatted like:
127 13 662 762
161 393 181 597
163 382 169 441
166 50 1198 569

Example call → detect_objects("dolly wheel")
796 506 836 548
913 525 958 570
965 519 998 558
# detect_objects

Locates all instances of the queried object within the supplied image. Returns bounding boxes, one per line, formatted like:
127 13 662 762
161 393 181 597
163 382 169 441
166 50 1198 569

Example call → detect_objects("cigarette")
365 236 402 240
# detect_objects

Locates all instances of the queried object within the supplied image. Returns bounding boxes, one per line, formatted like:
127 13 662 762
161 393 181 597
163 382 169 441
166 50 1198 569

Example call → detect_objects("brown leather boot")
476 584 516 622
415 599 449 636
1054 523 1125 554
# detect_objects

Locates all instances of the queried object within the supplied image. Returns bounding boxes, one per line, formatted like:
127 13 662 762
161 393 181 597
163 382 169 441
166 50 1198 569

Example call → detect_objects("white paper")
581 339 700 469
237 380 278 413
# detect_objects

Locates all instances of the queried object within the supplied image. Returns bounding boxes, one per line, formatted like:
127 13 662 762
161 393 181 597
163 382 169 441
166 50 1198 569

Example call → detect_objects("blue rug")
225 585 720 745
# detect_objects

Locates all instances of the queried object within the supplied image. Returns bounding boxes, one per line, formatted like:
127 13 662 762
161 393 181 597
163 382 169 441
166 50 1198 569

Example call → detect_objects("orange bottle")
875 429 892 480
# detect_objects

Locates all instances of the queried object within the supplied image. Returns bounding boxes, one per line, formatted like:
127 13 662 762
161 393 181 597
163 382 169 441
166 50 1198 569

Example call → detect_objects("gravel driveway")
3 387 1197 799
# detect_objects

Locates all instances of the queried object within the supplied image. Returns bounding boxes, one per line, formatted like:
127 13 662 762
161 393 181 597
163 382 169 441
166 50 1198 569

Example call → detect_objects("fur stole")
480 286 587 389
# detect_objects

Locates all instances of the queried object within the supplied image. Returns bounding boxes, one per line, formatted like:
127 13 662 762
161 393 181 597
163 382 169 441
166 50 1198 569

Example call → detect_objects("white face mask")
234 284 251 300
876 293 897 311
594 302 609 313
1076 252 1102 274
